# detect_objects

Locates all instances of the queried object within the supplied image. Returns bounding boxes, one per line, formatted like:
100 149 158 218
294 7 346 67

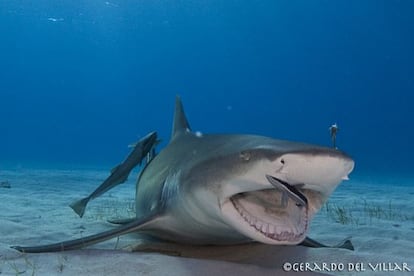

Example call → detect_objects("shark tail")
69 197 89 218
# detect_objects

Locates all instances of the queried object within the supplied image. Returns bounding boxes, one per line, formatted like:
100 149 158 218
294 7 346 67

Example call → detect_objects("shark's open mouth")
229 177 309 243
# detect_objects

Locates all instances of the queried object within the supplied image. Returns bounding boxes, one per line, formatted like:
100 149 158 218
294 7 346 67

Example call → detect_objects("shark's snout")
273 149 354 195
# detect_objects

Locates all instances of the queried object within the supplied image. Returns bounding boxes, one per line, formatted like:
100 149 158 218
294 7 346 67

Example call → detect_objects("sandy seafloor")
0 168 413 276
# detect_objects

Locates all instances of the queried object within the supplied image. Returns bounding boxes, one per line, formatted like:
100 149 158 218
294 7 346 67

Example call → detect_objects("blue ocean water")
0 1 413 175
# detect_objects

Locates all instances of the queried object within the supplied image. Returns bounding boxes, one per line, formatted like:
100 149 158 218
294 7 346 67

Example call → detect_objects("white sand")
0 168 413 275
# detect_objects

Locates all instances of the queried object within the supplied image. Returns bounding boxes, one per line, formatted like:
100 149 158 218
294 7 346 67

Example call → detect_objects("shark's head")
215 143 354 245
165 97 354 245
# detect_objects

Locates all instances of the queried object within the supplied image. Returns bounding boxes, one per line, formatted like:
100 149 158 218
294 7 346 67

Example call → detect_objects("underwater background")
0 0 413 176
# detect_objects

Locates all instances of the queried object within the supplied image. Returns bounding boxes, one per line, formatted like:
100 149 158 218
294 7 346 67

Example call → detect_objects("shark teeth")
231 191 308 242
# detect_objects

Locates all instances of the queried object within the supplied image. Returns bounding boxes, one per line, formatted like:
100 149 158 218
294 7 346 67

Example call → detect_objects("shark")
12 96 354 253
69 131 158 218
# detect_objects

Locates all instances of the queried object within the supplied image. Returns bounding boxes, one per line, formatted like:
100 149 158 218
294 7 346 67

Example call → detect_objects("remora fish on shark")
12 97 354 253
69 131 158 218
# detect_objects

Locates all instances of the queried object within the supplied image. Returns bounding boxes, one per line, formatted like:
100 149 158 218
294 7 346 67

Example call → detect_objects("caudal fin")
69 197 89 218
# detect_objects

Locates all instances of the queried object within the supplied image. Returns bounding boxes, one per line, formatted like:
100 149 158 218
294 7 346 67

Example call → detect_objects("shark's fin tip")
337 238 354 251
171 96 191 141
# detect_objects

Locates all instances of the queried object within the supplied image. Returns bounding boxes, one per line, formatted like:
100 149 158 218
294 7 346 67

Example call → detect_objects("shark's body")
12 97 354 253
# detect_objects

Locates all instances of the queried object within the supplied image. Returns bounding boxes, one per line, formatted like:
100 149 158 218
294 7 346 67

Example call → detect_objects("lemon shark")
12 97 354 253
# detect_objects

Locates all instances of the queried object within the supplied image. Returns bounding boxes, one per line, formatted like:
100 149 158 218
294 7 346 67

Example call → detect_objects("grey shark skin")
69 131 158 218
12 97 354 253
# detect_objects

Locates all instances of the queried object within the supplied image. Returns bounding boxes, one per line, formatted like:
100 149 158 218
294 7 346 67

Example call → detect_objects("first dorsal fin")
171 96 191 141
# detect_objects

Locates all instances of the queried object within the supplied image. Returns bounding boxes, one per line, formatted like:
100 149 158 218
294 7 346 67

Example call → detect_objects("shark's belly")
135 192 251 245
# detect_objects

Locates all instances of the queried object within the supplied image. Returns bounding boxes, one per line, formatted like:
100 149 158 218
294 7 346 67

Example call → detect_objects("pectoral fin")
12 213 162 253
300 236 354 251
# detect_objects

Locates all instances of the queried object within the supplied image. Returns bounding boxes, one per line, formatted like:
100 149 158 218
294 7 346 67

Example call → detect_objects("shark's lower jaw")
226 189 308 244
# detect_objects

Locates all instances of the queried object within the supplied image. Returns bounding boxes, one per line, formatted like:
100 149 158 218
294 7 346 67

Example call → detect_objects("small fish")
47 18 64 22
105 1 119 7
265 175 307 208
329 123 339 148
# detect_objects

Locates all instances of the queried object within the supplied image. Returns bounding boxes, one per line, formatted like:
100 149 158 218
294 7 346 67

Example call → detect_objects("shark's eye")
239 151 251 161
281 159 285 165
